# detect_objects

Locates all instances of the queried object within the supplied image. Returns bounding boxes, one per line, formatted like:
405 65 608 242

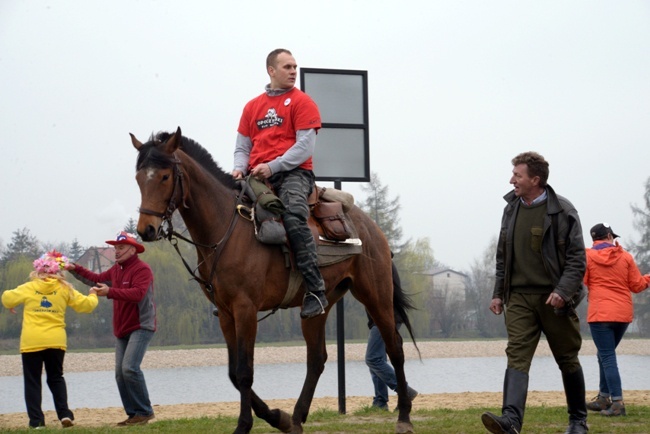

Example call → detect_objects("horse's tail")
393 272 421 359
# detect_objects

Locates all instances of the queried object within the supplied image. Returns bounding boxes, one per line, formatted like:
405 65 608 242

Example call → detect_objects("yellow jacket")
1 277 98 353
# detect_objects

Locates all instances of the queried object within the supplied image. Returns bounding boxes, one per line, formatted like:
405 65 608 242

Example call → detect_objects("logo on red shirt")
256 108 284 130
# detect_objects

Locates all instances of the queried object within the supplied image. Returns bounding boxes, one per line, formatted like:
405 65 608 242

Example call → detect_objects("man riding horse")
232 48 328 319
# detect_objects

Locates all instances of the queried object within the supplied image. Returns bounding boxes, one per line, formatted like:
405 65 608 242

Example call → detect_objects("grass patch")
3 405 650 433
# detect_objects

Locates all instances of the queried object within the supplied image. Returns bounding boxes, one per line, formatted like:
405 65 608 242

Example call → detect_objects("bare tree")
464 237 506 338
630 176 650 336
359 172 405 253
427 284 465 338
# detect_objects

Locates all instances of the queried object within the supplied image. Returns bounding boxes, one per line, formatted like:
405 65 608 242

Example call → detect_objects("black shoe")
407 386 418 401
300 291 328 319
372 403 389 411
564 419 588 434
481 412 521 434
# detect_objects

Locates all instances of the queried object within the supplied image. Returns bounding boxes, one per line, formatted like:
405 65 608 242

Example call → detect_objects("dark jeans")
589 321 628 400
115 329 154 417
22 349 73 428
270 168 324 294
365 324 402 407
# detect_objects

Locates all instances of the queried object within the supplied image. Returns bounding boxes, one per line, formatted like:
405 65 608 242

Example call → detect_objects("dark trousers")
504 292 582 374
270 168 324 293
22 349 73 428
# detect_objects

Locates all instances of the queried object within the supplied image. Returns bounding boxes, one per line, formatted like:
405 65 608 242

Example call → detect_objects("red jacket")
584 241 650 323
72 254 156 338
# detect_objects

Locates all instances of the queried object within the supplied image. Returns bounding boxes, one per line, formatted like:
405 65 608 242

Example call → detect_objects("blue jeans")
365 324 400 407
115 329 154 417
589 322 628 400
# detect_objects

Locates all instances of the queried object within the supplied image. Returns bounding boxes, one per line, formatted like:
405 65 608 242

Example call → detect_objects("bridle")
138 154 188 229
137 153 242 300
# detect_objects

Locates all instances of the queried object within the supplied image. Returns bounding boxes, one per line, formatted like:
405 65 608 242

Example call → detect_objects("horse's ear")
162 126 182 154
130 133 143 150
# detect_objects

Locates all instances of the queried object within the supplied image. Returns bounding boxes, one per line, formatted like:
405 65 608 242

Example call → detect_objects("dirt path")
2 391 650 429
2 340 649 429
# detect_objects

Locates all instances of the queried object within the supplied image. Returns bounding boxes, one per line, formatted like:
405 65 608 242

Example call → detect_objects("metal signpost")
300 68 369 414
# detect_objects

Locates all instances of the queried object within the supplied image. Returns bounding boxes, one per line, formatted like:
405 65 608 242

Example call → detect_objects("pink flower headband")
33 250 71 275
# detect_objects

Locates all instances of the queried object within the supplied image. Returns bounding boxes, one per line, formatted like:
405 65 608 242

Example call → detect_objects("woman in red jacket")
583 223 650 417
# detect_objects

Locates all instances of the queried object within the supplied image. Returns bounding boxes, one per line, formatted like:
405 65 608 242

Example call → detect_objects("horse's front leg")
221 306 291 434
219 307 256 434
291 313 329 434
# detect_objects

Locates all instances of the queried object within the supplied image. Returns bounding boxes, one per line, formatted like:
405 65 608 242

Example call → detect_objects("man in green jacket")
481 151 588 434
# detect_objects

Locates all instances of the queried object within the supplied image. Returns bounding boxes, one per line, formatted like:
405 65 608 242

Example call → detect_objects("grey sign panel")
312 128 366 179
302 73 364 124
300 68 369 182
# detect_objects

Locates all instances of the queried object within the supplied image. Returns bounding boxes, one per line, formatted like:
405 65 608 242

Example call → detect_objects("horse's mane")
136 131 238 189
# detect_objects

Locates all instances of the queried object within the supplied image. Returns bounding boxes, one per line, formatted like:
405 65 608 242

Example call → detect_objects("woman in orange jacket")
583 223 650 417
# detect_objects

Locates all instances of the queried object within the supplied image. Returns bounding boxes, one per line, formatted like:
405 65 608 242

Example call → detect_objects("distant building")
75 247 115 273
421 267 468 301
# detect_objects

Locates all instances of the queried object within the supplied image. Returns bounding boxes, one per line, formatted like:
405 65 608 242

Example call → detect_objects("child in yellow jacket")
2 250 98 429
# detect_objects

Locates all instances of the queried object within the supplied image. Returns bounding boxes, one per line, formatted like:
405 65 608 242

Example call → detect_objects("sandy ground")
1 339 649 429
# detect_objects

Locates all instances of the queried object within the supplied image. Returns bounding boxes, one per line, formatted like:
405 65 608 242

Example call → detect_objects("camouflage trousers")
269 168 325 294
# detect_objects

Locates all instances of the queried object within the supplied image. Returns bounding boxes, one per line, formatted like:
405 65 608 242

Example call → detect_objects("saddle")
237 177 362 310
238 176 358 247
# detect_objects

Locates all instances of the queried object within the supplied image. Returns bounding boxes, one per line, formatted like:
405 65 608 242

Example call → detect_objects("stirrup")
300 291 327 318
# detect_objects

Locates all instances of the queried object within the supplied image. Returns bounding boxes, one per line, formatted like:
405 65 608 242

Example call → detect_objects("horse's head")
131 126 188 242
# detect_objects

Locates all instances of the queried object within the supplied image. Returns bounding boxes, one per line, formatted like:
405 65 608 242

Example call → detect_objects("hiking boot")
481 412 521 434
300 291 328 319
564 419 589 434
124 413 155 425
586 394 611 412
601 400 626 417
117 416 133 426
407 386 418 401
372 403 389 411
61 417 74 428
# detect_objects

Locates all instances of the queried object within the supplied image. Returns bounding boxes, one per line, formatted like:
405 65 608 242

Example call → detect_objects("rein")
138 154 279 322
139 154 242 299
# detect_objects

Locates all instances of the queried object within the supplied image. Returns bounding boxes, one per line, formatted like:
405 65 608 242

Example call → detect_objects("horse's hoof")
290 423 304 434
395 421 414 434
277 410 292 433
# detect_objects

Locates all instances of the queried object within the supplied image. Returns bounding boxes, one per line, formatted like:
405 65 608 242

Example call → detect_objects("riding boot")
562 367 589 434
300 290 328 319
481 368 528 434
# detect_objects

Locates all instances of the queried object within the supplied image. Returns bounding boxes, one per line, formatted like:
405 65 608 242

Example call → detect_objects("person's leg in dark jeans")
22 351 45 428
272 169 327 318
43 348 74 422
366 325 391 409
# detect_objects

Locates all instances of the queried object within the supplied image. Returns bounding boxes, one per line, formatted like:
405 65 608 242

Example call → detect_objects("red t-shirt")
237 87 321 171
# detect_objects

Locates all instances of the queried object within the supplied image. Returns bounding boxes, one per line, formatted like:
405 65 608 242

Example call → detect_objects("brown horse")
131 127 417 434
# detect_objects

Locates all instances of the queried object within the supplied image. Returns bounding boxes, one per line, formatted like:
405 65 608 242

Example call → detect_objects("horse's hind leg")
376 319 414 433
291 313 329 434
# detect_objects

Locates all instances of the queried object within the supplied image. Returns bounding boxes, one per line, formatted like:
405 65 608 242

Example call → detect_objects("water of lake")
1 355 649 414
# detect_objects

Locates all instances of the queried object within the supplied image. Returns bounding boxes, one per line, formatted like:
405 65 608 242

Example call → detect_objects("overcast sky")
1 1 649 270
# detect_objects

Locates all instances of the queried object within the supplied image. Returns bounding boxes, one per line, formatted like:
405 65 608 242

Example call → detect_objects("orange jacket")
584 241 650 323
